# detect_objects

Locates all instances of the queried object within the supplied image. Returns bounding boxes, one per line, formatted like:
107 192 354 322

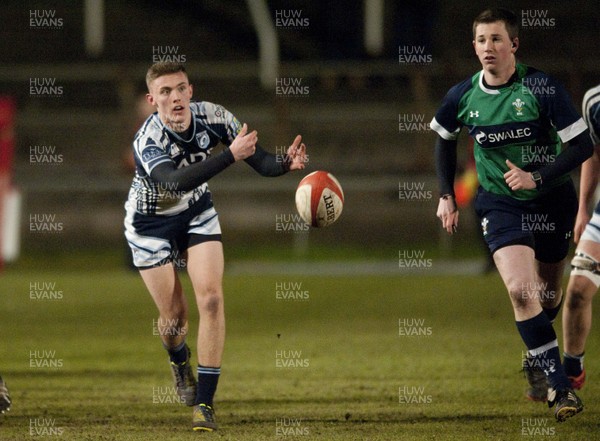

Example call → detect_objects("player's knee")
507 284 533 310
565 282 593 311
197 286 223 315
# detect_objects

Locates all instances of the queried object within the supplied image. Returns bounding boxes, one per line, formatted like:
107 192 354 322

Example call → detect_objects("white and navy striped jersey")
583 84 600 146
582 85 600 217
127 101 242 216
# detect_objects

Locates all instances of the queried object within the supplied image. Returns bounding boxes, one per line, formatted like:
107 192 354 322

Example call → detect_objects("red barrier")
0 96 16 271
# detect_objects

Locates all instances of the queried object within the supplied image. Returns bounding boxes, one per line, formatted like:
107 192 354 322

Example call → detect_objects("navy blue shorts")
474 181 577 263
124 192 222 269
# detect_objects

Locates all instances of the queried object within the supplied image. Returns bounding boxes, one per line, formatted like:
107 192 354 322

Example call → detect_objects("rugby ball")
295 171 344 227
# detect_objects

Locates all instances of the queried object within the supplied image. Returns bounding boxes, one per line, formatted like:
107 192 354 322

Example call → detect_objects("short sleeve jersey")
127 101 242 216
431 63 588 200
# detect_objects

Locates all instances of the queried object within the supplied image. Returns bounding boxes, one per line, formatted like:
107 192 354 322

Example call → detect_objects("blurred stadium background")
1 2 600 440
0 0 599 263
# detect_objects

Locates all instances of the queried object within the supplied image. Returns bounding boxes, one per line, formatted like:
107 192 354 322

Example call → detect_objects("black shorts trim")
187 233 222 249
492 236 535 255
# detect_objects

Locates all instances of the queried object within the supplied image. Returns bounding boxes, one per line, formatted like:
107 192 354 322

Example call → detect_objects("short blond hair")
145 62 187 91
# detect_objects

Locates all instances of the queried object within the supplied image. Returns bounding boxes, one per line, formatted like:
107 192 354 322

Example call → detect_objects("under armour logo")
470 110 479 118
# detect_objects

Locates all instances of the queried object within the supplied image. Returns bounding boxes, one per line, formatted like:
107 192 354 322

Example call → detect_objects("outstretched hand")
504 159 536 191
286 135 307 171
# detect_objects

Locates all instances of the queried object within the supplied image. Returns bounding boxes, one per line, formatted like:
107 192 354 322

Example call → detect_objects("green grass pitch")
0 269 598 440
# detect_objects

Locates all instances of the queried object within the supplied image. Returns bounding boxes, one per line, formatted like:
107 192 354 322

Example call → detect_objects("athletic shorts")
474 181 577 263
580 211 600 243
124 192 222 269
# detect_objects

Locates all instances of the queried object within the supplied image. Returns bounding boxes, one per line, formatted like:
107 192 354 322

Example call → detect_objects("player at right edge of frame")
431 8 593 422
562 84 600 392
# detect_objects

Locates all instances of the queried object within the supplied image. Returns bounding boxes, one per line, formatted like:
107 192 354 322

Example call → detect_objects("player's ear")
146 92 156 107
511 38 519 52
188 83 193 97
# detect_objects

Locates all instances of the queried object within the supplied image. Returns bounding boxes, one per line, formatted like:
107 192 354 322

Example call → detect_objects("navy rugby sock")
166 341 188 365
563 352 584 377
516 312 571 391
196 365 220 406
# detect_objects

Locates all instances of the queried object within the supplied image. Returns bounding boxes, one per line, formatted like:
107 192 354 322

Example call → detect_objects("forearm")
434 136 458 196
150 149 235 191
537 130 593 184
244 143 289 177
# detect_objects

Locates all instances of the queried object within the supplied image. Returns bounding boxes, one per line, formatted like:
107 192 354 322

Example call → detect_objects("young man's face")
146 71 193 132
473 21 517 76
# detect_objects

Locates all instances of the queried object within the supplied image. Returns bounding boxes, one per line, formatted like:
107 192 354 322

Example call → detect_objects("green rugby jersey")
431 63 587 200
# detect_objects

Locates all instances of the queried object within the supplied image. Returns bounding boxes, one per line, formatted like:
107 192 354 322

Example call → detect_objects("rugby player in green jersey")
431 8 593 422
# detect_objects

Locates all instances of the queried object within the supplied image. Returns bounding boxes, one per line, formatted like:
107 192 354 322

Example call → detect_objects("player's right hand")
230 123 257 161
436 195 459 235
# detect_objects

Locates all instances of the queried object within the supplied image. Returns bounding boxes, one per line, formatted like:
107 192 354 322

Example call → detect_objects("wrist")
281 154 292 172
223 147 237 163
530 171 542 189
440 194 457 212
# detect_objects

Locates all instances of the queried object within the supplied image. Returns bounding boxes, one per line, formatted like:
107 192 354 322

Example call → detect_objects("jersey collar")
478 69 519 95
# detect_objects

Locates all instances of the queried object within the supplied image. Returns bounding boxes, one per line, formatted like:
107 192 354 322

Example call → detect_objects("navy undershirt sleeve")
150 149 235 191
244 143 289 176
435 136 458 196
537 129 593 184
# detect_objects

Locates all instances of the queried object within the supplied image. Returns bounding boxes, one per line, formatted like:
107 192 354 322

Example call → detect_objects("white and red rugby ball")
295 171 344 227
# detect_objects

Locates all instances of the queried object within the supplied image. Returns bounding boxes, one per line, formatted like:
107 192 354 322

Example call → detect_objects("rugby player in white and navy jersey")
124 62 307 432
562 84 600 393
431 9 592 422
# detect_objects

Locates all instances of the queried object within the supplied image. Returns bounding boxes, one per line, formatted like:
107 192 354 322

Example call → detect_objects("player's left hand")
286 135 307 171
504 159 536 191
